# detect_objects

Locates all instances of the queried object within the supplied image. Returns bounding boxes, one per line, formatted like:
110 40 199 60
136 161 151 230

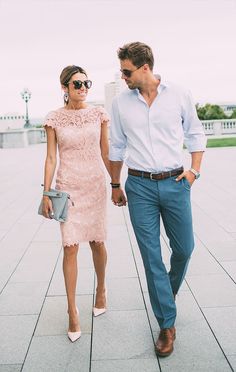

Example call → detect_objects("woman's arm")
100 121 111 177
42 126 57 218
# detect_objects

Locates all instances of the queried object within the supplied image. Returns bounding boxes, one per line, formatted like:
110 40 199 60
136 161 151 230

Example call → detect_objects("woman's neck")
66 101 87 110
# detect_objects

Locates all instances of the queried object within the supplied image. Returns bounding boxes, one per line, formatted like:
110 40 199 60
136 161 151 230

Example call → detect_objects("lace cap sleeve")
43 111 57 129
98 107 110 126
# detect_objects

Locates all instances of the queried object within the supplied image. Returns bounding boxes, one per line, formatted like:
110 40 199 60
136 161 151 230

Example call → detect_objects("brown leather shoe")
155 326 176 357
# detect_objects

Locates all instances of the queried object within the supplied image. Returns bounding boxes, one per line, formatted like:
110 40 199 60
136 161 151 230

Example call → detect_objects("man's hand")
111 188 127 207
175 170 196 186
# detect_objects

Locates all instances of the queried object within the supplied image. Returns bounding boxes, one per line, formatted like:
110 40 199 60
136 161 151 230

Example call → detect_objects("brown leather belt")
128 167 184 180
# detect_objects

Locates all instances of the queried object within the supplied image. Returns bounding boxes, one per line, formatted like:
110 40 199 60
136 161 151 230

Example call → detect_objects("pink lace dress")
44 106 109 247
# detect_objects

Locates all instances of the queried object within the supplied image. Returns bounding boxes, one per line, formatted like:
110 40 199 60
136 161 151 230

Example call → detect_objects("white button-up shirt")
109 81 207 172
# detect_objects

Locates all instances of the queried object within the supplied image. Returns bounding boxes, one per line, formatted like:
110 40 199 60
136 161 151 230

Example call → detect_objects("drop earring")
64 92 69 104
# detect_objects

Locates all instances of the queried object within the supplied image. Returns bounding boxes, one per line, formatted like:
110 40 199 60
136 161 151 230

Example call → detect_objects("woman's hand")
42 196 54 219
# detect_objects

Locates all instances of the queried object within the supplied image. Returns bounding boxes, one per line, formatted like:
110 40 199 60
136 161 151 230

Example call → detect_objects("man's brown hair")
117 42 154 71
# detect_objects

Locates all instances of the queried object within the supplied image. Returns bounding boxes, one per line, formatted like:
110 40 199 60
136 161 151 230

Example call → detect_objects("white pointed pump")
93 289 107 317
67 307 81 342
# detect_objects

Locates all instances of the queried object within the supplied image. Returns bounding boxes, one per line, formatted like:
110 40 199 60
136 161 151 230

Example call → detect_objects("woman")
42 65 110 342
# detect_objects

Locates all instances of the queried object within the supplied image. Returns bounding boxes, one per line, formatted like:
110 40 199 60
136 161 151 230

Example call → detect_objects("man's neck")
139 75 160 105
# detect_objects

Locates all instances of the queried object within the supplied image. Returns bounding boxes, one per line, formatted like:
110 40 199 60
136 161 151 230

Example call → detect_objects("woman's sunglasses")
68 80 92 89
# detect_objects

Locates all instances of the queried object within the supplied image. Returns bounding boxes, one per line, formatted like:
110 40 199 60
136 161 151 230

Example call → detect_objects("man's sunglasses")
120 64 144 78
68 80 92 89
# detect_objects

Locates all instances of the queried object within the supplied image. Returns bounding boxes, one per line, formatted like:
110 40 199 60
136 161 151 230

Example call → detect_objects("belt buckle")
150 172 155 180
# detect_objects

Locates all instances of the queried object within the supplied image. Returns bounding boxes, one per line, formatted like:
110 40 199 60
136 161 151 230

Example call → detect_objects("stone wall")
0 128 46 148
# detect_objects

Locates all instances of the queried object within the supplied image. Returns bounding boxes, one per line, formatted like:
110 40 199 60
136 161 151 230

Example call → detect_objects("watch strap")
189 168 200 179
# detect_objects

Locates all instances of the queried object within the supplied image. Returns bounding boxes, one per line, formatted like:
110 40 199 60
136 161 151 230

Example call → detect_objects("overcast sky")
0 0 235 117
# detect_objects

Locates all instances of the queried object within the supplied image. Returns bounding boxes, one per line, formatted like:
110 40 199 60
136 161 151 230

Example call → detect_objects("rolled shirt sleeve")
109 98 127 161
182 90 207 153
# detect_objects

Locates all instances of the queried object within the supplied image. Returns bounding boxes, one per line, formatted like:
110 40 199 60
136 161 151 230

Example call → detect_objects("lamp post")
21 88 31 128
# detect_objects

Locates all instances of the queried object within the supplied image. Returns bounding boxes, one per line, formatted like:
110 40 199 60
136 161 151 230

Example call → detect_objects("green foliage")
196 103 227 120
230 109 236 119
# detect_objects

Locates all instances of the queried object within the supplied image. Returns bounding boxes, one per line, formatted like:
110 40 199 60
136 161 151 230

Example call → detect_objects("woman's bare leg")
63 244 80 332
89 241 107 308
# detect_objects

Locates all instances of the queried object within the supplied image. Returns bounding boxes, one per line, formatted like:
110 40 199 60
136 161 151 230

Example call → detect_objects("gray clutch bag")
38 189 73 222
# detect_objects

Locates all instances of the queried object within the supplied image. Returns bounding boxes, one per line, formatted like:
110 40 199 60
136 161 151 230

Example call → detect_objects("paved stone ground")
0 144 235 372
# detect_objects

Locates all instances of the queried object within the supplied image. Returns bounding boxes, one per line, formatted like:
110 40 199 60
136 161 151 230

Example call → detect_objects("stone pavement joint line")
0 145 235 372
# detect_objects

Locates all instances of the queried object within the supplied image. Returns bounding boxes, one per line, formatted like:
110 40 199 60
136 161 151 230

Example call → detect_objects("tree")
196 103 227 120
230 109 236 119
196 103 207 120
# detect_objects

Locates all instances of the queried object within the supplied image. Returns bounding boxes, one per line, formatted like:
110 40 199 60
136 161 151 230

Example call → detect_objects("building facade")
0 113 48 130
104 73 126 114
219 103 236 117
0 113 26 130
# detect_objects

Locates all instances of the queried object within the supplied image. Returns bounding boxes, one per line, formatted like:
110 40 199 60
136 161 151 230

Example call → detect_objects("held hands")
42 196 54 219
175 170 196 186
111 188 127 207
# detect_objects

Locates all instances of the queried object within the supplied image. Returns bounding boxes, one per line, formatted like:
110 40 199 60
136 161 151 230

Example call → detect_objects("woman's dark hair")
60 65 87 87
117 42 154 71
60 65 87 105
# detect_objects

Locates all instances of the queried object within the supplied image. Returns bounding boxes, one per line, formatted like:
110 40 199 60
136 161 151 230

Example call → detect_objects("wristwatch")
189 168 200 179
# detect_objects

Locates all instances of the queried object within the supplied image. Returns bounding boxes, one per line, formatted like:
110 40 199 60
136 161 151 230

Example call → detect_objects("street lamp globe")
21 88 32 128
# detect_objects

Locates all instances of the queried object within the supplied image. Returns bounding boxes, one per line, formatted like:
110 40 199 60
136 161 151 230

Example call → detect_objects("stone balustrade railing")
1 119 236 148
202 119 236 136
0 128 46 148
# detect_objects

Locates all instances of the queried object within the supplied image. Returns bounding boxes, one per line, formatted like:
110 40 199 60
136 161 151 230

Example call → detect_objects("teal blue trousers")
125 174 194 329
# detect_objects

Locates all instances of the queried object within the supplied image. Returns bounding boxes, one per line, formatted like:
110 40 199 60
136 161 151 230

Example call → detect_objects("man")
109 42 206 357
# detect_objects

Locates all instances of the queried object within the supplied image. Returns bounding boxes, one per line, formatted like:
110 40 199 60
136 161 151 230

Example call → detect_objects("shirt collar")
155 74 169 93
135 74 168 99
